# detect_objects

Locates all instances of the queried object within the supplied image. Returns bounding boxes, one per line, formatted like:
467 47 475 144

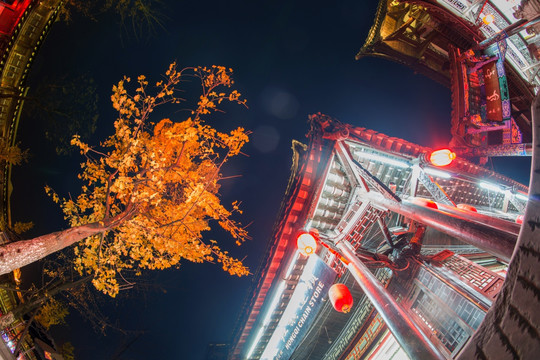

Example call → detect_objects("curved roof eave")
229 124 332 359
356 0 388 60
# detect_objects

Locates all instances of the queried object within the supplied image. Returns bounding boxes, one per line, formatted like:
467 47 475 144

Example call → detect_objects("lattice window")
410 267 486 355
345 206 385 251
411 290 468 353
323 269 392 360
443 256 496 290
21 13 42 41
441 254 505 301
4 51 23 79
344 313 386 360
0 98 11 120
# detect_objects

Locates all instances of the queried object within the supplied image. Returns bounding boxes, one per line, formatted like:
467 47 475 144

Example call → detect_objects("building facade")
231 1 540 358
0 1 65 359
230 114 527 359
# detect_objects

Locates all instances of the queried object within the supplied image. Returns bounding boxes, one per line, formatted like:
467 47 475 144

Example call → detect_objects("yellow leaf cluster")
51 63 250 297
35 298 69 330
12 221 34 234
61 343 75 360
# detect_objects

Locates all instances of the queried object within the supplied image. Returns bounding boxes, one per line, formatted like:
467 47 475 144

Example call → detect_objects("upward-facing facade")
0 1 66 359
357 0 539 158
230 114 527 359
231 1 540 358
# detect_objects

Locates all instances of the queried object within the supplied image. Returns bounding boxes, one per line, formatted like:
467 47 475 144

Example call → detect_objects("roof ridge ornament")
309 112 350 141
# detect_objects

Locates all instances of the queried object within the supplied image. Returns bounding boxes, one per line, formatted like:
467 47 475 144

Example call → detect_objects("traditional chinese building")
357 0 539 160
230 1 540 358
0 1 65 359
0 0 64 227
230 114 528 359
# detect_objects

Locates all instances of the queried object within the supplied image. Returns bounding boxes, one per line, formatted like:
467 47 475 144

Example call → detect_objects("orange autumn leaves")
52 63 250 297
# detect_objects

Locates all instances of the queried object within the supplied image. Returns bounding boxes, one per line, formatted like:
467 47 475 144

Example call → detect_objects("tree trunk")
0 222 107 276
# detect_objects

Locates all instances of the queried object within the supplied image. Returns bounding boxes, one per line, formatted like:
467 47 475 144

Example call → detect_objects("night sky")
9 1 531 359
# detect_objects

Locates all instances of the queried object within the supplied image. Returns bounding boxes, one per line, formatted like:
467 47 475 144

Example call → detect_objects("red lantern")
297 232 317 257
429 149 456 167
328 283 353 313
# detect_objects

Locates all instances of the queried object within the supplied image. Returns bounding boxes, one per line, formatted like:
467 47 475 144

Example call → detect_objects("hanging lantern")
429 149 456 167
328 283 354 313
297 232 317 257
482 14 495 26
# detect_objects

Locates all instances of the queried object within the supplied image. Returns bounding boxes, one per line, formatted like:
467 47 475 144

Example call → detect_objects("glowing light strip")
479 181 505 193
358 152 410 168
246 327 264 359
263 281 285 325
516 193 529 202
302 254 318 275
259 281 306 358
260 255 325 359
246 281 286 358
424 167 451 179
246 252 303 358
285 251 300 279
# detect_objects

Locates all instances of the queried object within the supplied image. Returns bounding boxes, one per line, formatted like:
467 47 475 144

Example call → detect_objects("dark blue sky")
10 1 530 359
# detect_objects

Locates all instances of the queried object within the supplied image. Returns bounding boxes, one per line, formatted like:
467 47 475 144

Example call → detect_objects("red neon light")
411 197 439 210
457 203 478 212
